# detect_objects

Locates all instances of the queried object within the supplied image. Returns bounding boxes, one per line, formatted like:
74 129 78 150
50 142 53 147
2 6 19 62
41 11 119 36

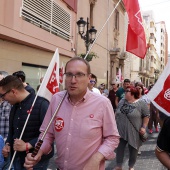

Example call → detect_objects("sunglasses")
111 84 115 85
90 80 96 84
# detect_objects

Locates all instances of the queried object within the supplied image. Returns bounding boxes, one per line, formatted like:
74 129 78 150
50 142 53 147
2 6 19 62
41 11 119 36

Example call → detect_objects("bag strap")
125 113 139 133
122 100 139 133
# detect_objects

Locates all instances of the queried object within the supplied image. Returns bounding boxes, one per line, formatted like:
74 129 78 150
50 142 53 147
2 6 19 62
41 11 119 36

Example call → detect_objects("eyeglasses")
125 90 131 93
64 72 86 80
111 84 115 85
0 89 11 98
90 80 96 84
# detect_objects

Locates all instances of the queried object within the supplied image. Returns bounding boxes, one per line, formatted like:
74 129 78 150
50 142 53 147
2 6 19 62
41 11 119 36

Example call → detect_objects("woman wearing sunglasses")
114 86 150 170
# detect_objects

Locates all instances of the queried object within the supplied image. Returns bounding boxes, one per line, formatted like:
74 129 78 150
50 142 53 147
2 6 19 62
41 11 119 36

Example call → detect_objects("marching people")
98 85 106 96
24 57 120 170
146 84 159 134
135 82 150 107
115 79 131 107
114 86 150 170
148 103 159 134
108 81 119 112
12 71 35 94
0 71 12 169
0 71 11 140
100 83 109 97
0 75 54 170
88 73 101 94
135 82 150 155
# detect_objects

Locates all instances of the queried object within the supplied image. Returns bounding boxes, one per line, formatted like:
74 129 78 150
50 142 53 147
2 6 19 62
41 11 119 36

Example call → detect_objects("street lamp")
154 69 159 83
77 17 97 53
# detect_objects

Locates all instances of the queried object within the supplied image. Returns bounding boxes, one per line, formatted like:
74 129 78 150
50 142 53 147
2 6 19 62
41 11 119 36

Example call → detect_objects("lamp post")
154 69 159 83
77 17 97 53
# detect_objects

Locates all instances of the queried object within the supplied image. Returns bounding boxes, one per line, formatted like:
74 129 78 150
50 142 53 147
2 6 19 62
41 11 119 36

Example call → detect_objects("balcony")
149 27 156 35
149 39 156 47
150 62 155 68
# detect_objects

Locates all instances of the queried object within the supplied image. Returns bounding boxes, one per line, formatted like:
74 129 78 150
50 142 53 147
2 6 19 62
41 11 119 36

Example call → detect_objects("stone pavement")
105 131 166 170
47 130 166 170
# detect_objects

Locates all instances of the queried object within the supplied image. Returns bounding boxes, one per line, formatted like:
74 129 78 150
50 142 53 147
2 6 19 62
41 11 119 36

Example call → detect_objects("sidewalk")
105 131 166 170
47 130 166 170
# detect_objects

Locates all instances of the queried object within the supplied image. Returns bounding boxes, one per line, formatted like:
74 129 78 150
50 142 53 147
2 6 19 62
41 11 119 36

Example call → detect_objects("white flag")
37 48 60 101
147 59 170 116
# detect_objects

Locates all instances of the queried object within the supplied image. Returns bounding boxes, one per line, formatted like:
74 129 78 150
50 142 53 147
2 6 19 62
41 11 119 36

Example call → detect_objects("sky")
138 0 170 52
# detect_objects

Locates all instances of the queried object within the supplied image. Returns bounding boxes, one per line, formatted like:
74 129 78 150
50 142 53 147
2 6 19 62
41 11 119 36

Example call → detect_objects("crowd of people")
0 56 169 170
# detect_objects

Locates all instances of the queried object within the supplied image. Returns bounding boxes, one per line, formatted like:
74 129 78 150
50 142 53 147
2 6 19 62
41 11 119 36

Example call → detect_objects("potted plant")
79 52 98 62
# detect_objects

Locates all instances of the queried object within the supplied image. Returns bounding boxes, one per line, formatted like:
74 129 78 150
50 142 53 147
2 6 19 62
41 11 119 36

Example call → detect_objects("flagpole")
31 91 67 157
8 94 39 170
8 49 60 170
84 0 122 60
8 63 51 170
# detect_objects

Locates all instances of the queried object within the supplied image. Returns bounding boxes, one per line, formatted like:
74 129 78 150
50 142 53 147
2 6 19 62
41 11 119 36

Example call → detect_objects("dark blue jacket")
6 92 54 165
25 85 35 94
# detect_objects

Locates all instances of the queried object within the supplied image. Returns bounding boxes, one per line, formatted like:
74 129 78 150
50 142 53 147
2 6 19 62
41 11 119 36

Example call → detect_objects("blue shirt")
0 135 4 168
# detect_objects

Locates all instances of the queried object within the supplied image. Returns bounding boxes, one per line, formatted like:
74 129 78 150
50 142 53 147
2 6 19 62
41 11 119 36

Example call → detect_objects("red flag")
154 75 170 113
147 60 170 116
123 0 146 59
37 49 60 101
59 62 64 84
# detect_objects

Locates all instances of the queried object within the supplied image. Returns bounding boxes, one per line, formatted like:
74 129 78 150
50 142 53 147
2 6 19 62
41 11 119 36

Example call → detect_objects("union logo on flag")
46 63 59 94
154 75 170 113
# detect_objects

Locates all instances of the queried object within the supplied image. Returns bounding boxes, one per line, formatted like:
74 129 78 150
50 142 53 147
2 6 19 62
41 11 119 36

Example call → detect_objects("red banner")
123 0 147 59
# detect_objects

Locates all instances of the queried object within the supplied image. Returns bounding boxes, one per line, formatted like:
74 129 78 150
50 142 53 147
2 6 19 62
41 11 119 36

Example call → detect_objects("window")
114 38 118 48
90 3 94 27
21 0 71 40
22 63 47 92
151 56 154 62
115 10 119 30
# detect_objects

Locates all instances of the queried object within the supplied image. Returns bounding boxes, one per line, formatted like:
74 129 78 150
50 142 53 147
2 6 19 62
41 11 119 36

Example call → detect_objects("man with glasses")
24 57 120 170
0 75 54 170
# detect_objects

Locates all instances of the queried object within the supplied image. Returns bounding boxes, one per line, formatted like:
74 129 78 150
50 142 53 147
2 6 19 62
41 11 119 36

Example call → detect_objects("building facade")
0 0 77 90
77 0 127 87
0 0 128 90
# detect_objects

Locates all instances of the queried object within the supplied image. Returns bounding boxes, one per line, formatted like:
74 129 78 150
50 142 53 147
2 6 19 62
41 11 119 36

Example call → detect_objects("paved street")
47 130 166 170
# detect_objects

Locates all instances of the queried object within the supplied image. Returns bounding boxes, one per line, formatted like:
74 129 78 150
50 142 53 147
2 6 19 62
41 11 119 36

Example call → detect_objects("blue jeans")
13 156 49 170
